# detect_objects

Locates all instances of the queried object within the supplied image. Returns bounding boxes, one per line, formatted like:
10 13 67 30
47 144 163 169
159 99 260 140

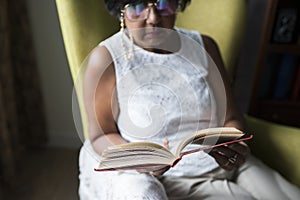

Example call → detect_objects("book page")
97 141 177 171
175 127 244 157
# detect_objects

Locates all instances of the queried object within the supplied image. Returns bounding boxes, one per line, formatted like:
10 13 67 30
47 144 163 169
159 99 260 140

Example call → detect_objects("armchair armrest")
246 115 300 187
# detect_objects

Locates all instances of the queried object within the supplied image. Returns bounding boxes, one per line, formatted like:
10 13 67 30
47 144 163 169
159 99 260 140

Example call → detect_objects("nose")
146 6 161 25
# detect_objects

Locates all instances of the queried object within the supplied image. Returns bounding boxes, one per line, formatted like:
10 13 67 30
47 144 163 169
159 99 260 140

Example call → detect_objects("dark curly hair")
104 0 192 18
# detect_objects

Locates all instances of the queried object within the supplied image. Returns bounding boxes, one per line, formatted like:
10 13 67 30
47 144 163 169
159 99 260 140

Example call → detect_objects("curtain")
0 0 47 185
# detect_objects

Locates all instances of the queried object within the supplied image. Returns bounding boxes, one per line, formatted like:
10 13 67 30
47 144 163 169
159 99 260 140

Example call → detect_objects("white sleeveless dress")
79 27 224 199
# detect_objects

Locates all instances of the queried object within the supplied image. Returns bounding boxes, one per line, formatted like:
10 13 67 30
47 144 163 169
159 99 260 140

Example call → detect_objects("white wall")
26 0 81 148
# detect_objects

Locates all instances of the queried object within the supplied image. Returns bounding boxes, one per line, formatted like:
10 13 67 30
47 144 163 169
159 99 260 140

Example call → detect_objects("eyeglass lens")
124 0 178 21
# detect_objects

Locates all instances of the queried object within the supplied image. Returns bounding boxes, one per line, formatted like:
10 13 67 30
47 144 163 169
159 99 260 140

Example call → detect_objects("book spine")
272 54 298 99
290 63 300 100
259 54 282 98
171 157 182 168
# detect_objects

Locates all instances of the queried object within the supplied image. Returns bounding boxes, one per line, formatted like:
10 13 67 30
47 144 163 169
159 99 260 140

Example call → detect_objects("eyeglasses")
122 0 179 21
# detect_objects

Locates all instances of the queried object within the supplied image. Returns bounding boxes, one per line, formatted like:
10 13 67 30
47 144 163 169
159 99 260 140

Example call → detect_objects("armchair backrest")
56 0 247 138
176 0 247 77
56 0 119 137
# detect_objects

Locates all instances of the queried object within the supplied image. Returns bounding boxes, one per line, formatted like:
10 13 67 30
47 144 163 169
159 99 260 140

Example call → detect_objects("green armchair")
56 0 300 187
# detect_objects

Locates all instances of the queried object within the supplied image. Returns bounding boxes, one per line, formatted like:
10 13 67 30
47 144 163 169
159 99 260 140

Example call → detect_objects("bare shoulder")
84 45 115 84
86 45 113 72
202 35 224 69
202 35 220 55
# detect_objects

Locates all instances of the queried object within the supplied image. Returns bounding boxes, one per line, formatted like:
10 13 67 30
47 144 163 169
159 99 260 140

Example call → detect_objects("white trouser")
160 156 300 200
79 141 300 200
78 141 168 200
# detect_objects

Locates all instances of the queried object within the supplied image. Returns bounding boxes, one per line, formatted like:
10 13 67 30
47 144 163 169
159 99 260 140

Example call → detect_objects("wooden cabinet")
249 0 300 127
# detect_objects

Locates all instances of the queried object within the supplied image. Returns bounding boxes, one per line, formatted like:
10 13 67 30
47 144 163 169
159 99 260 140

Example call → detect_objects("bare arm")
203 35 246 131
203 35 249 170
83 46 127 155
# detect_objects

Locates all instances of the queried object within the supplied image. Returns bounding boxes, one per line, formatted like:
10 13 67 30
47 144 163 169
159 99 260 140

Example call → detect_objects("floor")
1 147 80 200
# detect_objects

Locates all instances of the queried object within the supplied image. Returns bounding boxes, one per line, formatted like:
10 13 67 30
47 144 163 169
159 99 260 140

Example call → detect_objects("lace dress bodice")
100 27 221 176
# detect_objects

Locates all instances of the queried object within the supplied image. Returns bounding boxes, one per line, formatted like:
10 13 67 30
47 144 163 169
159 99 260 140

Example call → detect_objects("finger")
227 142 250 157
152 166 170 176
211 146 237 158
209 150 235 171
227 152 246 167
209 148 246 170
163 138 169 149
212 143 249 159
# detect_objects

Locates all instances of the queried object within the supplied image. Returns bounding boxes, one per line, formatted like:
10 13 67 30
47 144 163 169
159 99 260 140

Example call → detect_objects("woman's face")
122 0 178 51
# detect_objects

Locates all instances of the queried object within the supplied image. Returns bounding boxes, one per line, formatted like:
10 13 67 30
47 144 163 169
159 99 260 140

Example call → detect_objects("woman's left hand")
208 142 250 171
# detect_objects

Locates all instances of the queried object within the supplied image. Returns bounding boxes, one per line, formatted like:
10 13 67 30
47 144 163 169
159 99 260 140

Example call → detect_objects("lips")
145 31 161 37
144 29 164 38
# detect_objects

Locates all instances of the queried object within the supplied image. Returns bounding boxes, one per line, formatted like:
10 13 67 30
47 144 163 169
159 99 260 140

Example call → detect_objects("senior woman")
79 0 300 199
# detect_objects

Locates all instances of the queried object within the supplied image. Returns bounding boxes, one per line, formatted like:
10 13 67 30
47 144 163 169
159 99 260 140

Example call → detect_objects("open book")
95 127 253 172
